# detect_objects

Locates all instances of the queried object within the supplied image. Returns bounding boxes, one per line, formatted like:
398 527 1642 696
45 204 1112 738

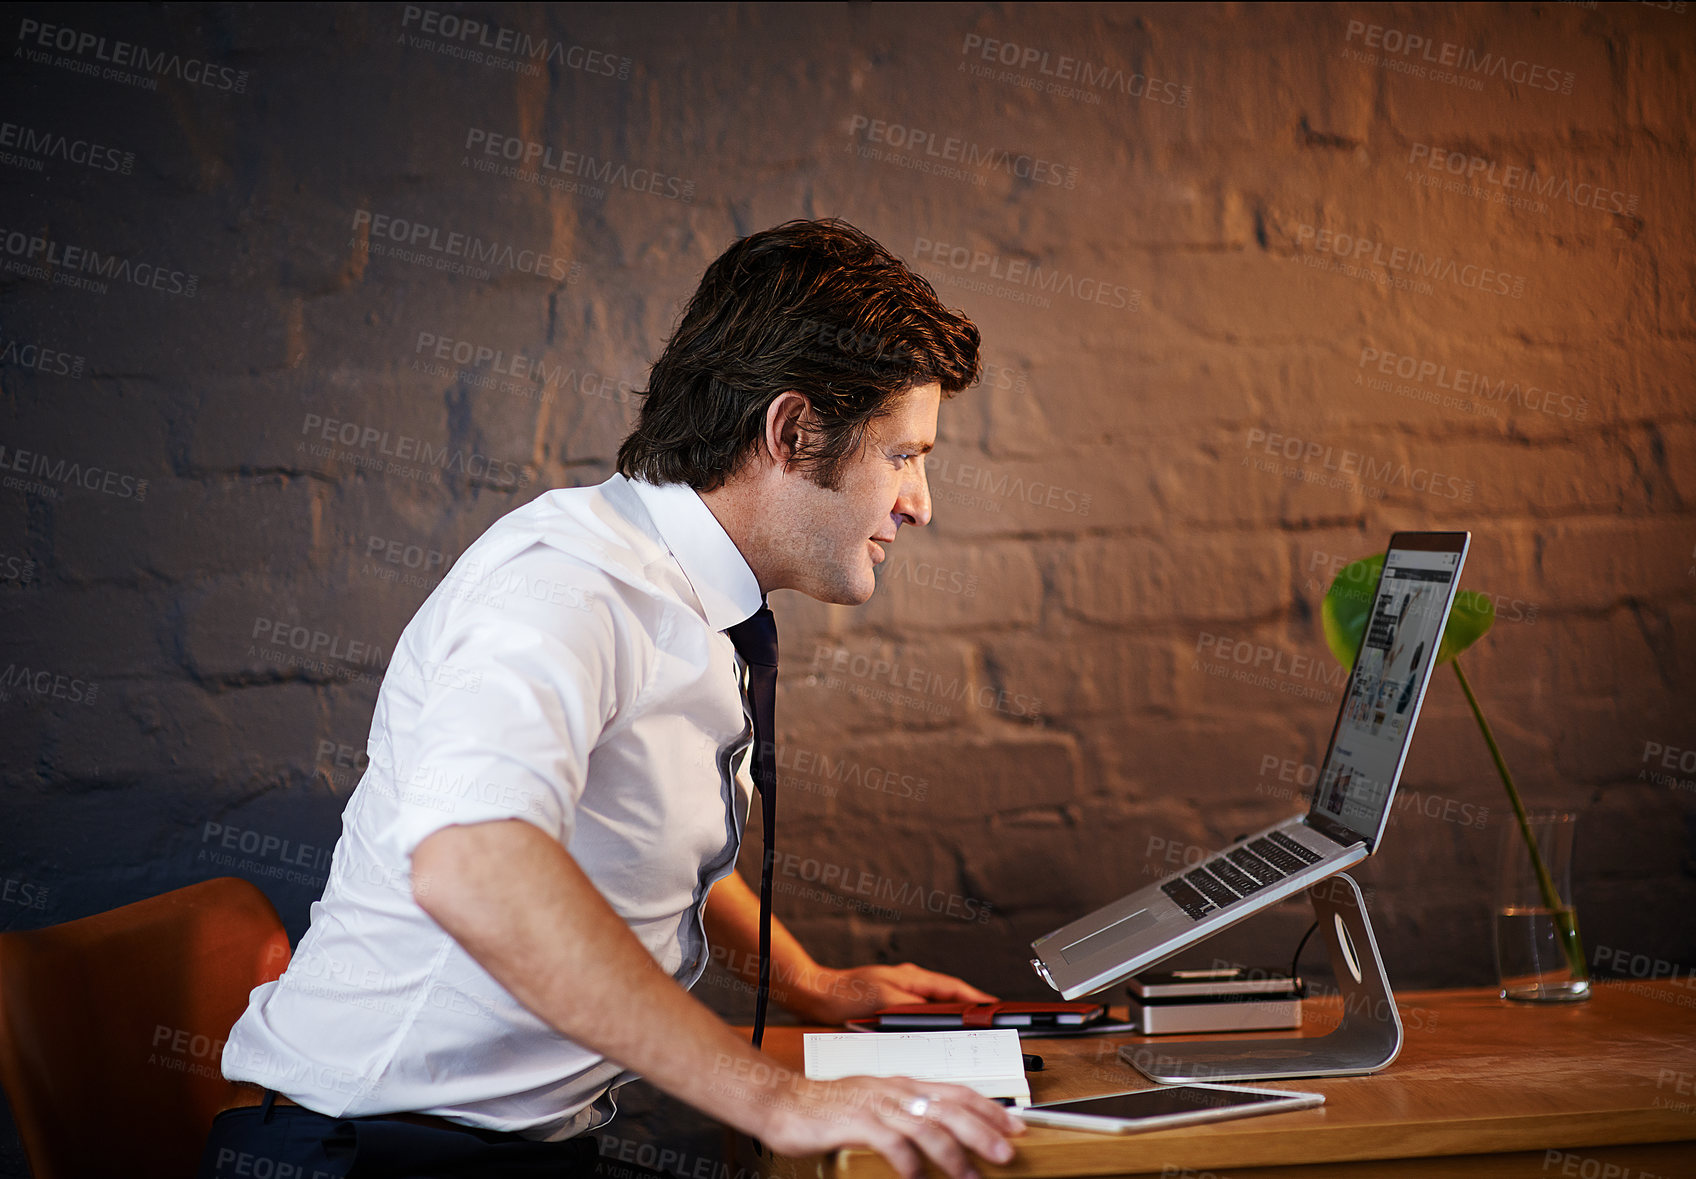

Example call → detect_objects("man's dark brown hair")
617 219 980 492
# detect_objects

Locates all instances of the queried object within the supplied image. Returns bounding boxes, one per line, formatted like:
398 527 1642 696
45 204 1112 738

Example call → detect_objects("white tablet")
1014 1083 1324 1134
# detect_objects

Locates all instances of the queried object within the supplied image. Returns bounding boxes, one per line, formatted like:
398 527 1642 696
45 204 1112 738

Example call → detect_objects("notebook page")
803 1030 1031 1104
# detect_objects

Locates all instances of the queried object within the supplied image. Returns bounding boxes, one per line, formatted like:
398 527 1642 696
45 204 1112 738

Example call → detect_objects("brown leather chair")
0 877 291 1179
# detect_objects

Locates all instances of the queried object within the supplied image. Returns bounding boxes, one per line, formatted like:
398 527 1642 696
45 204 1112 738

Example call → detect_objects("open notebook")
802 1029 1031 1105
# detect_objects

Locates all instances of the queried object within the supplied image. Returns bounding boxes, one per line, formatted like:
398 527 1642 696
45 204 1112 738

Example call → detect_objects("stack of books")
1127 968 1303 1035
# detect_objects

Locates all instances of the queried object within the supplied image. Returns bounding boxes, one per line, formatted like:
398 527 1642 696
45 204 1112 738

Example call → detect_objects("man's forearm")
412 820 786 1134
703 868 865 1019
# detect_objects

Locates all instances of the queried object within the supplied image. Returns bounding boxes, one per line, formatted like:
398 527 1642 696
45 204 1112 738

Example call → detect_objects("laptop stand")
1120 873 1403 1082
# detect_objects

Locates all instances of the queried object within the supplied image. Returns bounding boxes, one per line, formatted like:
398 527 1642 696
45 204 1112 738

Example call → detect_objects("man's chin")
822 584 875 607
803 570 876 607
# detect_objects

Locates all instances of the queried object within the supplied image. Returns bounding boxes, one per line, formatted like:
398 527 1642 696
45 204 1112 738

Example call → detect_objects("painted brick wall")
1 0 1692 1167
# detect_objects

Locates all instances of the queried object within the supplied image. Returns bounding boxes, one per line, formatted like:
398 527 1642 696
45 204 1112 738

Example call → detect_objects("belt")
222 1082 472 1132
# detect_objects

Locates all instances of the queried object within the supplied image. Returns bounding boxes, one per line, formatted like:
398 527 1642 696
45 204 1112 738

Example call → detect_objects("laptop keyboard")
1160 829 1325 921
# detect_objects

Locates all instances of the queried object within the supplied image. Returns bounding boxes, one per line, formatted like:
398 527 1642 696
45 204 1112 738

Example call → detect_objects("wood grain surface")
731 981 1696 1179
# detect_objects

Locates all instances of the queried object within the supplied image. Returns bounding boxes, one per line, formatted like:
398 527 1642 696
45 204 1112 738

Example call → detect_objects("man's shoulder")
443 476 680 616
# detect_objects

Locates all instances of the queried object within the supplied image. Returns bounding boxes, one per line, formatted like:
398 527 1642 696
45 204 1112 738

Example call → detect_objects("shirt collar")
625 476 764 631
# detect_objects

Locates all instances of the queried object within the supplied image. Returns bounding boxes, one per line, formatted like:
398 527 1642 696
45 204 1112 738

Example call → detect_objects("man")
205 220 1022 1179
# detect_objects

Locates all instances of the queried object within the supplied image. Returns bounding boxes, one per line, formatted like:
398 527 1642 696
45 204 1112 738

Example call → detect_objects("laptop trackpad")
1059 908 1159 964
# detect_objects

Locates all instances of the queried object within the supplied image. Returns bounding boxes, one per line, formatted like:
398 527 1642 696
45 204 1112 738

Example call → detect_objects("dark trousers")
197 1092 606 1179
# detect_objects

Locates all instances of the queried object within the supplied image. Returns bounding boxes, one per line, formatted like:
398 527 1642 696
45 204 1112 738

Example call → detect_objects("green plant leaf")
1322 553 1496 670
1438 589 1495 664
1321 554 1383 671
1324 555 1582 983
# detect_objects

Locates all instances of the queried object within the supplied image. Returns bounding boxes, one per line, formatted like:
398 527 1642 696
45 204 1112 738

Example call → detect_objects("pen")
1022 1053 1044 1071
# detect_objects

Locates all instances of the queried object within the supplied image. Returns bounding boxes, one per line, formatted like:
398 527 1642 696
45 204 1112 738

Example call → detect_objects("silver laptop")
1030 531 1471 1000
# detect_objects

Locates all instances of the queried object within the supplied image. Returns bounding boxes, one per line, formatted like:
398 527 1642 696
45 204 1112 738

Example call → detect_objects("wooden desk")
735 981 1696 1178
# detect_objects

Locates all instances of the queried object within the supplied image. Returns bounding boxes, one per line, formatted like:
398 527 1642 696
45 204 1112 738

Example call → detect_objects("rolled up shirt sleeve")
377 547 635 861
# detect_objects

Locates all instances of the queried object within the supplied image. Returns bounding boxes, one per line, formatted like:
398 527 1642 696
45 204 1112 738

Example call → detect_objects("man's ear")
762 391 812 471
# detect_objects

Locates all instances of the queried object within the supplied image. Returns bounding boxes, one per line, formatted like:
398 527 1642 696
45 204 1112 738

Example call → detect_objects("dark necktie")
726 603 779 1048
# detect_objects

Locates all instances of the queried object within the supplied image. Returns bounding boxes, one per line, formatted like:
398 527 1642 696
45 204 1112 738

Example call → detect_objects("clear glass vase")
1493 808 1590 1002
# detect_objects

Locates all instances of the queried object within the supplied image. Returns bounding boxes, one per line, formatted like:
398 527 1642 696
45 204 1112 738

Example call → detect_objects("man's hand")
732 1072 1022 1179
702 872 1000 1024
799 962 997 1025
413 821 1021 1178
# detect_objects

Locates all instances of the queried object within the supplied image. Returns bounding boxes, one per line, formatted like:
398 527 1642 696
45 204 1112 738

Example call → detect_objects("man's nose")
896 464 932 528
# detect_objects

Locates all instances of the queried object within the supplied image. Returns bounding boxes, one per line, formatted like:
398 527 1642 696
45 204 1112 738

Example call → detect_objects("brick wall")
1 0 1693 1166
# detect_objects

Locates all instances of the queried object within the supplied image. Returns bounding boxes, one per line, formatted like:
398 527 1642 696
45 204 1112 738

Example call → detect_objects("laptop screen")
1307 537 1467 848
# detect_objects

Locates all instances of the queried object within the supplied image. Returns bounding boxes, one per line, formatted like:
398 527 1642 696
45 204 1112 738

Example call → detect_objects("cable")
1289 920 1319 998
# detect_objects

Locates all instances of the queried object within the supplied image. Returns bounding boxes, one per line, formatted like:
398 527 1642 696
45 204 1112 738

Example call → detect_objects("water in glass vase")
1495 906 1591 1001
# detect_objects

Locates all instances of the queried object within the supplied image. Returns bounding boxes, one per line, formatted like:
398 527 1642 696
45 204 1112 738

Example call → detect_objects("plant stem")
1451 658 1587 980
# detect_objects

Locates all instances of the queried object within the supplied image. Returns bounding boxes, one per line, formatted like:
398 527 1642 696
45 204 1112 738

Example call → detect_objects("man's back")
222 475 759 1138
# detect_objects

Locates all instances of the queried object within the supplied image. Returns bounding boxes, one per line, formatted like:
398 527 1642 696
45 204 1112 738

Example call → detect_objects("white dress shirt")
222 474 763 1139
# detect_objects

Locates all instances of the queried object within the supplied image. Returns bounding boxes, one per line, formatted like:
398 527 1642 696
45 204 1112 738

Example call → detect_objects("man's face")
769 382 940 606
